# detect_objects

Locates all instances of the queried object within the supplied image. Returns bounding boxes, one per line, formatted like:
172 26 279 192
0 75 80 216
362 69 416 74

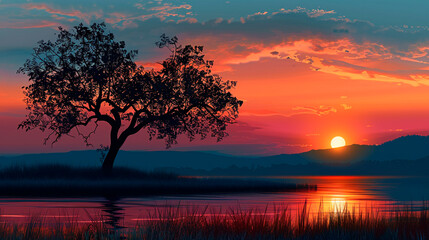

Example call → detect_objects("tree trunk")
102 124 130 171
102 143 121 171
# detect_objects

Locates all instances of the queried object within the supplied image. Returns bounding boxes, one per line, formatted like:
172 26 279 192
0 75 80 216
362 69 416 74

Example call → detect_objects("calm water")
1 176 428 228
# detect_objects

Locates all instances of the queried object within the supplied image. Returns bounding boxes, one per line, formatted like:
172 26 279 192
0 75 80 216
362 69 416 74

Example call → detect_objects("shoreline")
0 164 316 197
0 178 316 197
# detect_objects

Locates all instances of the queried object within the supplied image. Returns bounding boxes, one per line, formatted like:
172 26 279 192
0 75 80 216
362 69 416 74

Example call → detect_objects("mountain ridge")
0 135 428 171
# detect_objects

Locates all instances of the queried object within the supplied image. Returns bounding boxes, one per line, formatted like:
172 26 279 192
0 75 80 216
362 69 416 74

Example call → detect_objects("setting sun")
331 136 346 148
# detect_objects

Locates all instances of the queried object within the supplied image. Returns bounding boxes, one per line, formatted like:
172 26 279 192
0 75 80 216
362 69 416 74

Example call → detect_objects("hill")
270 135 429 165
1 135 429 175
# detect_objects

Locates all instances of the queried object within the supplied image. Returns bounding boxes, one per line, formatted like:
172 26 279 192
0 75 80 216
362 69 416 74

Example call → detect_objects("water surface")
1 176 428 228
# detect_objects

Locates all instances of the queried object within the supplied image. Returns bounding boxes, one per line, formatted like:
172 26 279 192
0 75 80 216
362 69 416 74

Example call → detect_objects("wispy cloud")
149 4 192 12
22 3 102 23
292 106 337 116
223 38 429 87
341 104 352 110
0 20 59 29
272 7 336 18
1 1 195 30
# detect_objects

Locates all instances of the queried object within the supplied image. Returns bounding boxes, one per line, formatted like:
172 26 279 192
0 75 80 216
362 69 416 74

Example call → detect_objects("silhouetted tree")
18 23 242 170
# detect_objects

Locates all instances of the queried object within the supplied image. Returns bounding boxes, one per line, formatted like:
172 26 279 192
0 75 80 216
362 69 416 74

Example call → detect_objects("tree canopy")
18 23 242 170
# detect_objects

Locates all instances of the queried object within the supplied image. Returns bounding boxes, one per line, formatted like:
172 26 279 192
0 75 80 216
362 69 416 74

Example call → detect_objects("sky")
1 0 429 156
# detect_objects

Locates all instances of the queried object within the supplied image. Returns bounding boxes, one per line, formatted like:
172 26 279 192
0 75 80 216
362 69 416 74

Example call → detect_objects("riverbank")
0 165 315 197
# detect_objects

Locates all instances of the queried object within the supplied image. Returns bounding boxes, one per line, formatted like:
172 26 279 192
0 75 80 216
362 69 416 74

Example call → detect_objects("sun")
331 136 346 148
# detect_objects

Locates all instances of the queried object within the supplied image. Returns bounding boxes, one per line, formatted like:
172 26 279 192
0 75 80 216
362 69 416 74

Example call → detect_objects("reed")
0 201 428 239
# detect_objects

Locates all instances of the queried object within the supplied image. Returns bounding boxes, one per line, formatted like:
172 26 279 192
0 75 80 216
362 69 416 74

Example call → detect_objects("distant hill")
269 135 429 165
0 151 255 170
0 135 429 174
376 135 429 160
158 156 429 176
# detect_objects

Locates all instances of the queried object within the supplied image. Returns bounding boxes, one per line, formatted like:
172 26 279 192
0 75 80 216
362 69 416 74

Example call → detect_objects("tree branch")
123 104 196 139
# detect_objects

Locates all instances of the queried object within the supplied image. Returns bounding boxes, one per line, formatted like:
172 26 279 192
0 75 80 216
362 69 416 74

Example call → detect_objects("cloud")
177 17 198 24
22 3 102 23
76 9 427 88
109 2 194 26
222 38 429 87
0 20 59 29
149 4 192 12
273 7 335 18
292 105 337 116
341 104 352 110
3 4 429 88
0 1 195 30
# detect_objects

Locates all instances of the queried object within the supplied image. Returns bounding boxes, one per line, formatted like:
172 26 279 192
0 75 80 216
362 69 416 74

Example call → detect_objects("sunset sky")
1 0 429 155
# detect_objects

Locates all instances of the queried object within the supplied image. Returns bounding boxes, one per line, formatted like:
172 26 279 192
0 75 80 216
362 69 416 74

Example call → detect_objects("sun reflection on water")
329 197 347 213
0 176 426 227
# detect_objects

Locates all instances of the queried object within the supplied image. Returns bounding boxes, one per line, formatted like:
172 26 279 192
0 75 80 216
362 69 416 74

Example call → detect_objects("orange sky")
1 2 429 155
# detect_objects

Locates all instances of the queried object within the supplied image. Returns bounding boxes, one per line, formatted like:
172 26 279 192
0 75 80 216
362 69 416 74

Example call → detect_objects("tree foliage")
18 23 242 169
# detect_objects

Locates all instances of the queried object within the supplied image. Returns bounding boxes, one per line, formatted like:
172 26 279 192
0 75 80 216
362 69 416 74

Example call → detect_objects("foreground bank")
0 202 427 240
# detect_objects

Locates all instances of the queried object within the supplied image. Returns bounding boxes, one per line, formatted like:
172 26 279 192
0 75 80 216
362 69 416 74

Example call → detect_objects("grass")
0 202 428 239
0 165 314 197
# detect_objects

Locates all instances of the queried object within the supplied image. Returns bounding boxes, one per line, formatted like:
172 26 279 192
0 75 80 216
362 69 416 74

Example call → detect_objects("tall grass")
0 202 428 239
138 201 429 240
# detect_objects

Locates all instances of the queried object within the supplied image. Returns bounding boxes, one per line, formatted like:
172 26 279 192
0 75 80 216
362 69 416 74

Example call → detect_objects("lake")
1 176 428 229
